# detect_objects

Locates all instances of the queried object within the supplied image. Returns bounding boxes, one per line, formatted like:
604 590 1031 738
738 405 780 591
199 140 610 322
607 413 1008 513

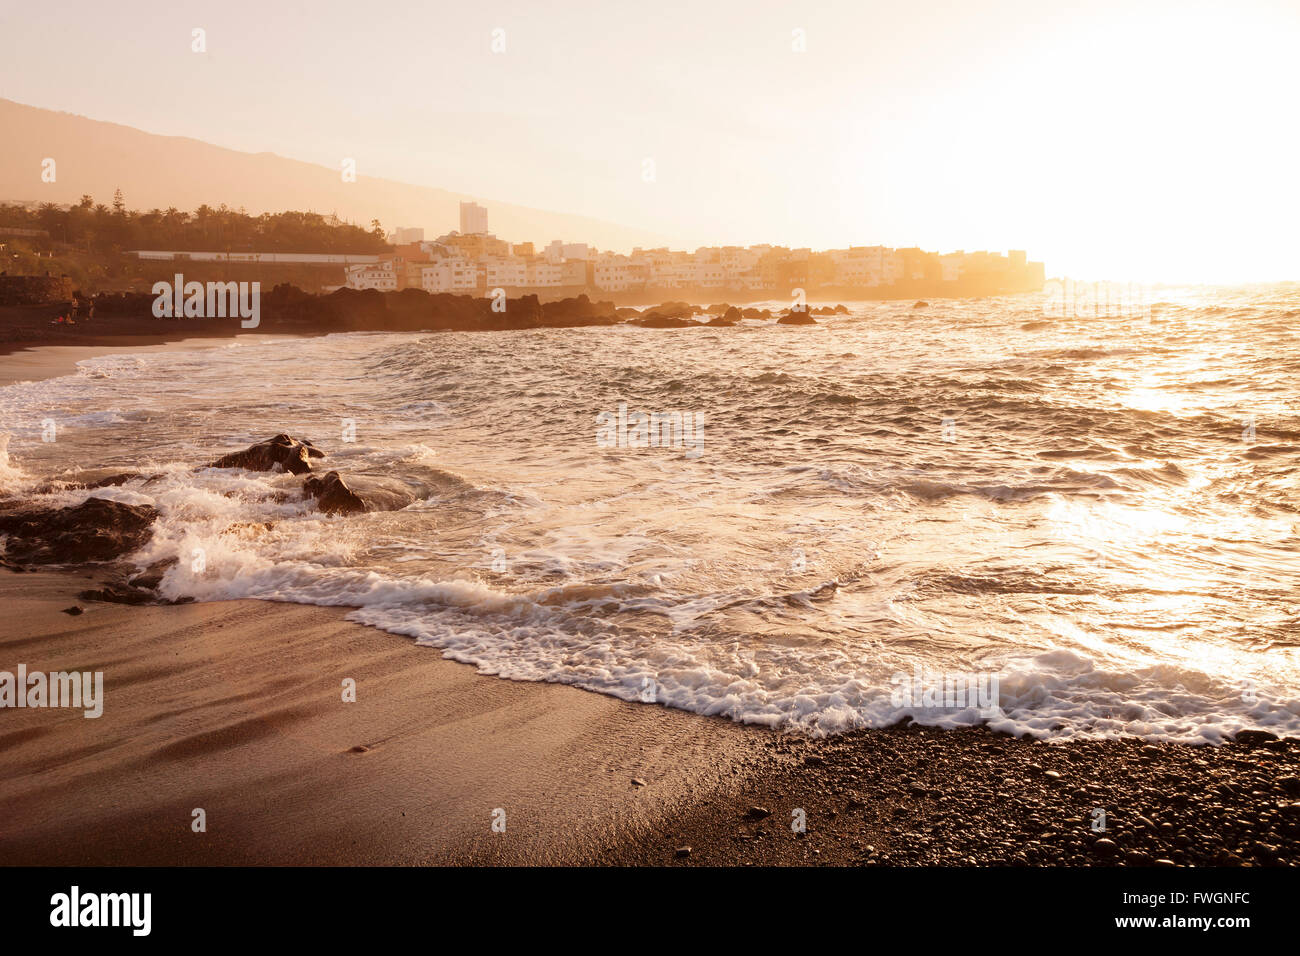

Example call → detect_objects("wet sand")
0 335 303 387
3 568 1297 867
0 569 766 865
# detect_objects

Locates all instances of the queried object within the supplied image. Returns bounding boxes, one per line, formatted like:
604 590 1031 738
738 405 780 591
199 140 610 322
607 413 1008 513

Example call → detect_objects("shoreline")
4 334 1297 867
2 567 1297 867
0 334 313 387
0 334 312 387
0 568 769 865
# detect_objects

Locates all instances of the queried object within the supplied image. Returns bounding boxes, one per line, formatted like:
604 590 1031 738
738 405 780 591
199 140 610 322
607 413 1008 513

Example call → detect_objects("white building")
543 240 590 263
526 260 565 287
593 255 639 291
389 226 425 244
344 260 398 290
484 257 528 288
459 202 489 236
419 258 478 293
829 246 891 287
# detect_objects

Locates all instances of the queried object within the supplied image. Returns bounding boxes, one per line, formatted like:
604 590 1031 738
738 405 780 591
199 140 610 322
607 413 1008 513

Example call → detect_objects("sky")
2 0 1299 282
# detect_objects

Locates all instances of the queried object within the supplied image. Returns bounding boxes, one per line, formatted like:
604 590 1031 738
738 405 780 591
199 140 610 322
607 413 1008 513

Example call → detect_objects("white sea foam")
3 294 1298 742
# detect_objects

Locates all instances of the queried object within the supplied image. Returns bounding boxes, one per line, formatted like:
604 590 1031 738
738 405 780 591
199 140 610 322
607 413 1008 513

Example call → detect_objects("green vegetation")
0 195 391 255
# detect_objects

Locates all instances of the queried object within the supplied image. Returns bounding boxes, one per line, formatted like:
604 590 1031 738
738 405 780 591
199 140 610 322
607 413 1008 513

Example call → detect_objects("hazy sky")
3 0 1298 281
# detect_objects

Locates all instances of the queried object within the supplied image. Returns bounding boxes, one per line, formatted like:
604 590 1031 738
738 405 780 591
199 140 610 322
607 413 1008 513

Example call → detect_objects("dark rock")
73 472 140 490
128 557 179 591
62 606 83 615
1278 776 1300 796
674 846 692 858
79 582 156 605
209 434 323 475
747 806 772 819
1091 838 1118 857
777 310 817 325
302 471 367 515
0 496 158 564
913 300 929 308
1235 729 1280 747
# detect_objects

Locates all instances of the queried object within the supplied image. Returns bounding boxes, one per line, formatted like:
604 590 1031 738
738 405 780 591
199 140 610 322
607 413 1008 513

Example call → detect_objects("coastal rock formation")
127 557 179 591
776 310 817 325
0 496 158 564
80 557 192 606
302 471 367 515
209 434 324 474
647 302 700 319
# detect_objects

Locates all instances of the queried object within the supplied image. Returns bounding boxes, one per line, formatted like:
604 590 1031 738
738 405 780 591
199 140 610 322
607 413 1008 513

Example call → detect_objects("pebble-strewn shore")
606 724 1300 866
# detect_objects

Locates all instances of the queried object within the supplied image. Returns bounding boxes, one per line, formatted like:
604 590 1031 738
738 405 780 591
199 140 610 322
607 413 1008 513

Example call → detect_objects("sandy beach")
0 568 768 865
5 566 1297 868
0 334 306 387
3 339 1300 869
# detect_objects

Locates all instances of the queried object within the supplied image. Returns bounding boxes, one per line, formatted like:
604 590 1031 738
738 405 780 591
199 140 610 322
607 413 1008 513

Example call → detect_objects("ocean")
2 286 1297 742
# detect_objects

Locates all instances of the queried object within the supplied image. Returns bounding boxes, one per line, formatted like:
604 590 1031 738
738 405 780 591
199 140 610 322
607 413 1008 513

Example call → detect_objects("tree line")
0 193 391 255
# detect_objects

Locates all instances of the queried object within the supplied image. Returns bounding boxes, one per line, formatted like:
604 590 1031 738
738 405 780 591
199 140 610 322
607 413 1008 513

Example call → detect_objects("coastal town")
4 196 1044 302
338 202 1045 298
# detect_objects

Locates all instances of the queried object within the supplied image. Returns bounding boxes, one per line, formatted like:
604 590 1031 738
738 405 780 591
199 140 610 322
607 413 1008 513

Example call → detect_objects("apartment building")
356 206 1042 297
419 258 478 293
344 259 398 290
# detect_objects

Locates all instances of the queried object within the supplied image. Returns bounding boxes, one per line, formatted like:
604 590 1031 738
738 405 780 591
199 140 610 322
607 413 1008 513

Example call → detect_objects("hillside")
0 98 664 253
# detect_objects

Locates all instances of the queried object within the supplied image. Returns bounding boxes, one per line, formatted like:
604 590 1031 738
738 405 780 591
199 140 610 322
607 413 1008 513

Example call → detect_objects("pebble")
1091 838 1118 857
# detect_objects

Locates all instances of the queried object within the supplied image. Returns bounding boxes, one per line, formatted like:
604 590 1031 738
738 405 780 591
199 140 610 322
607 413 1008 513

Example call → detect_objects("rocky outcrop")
540 294 620 328
209 434 324 474
777 310 817 325
0 496 158 564
302 471 367 515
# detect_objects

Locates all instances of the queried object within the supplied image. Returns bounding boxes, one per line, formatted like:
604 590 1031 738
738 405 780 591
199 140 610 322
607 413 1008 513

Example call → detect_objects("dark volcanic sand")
605 724 1300 867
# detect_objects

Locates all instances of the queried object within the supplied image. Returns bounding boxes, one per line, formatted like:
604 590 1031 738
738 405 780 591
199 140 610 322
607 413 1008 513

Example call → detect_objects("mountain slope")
0 98 663 252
